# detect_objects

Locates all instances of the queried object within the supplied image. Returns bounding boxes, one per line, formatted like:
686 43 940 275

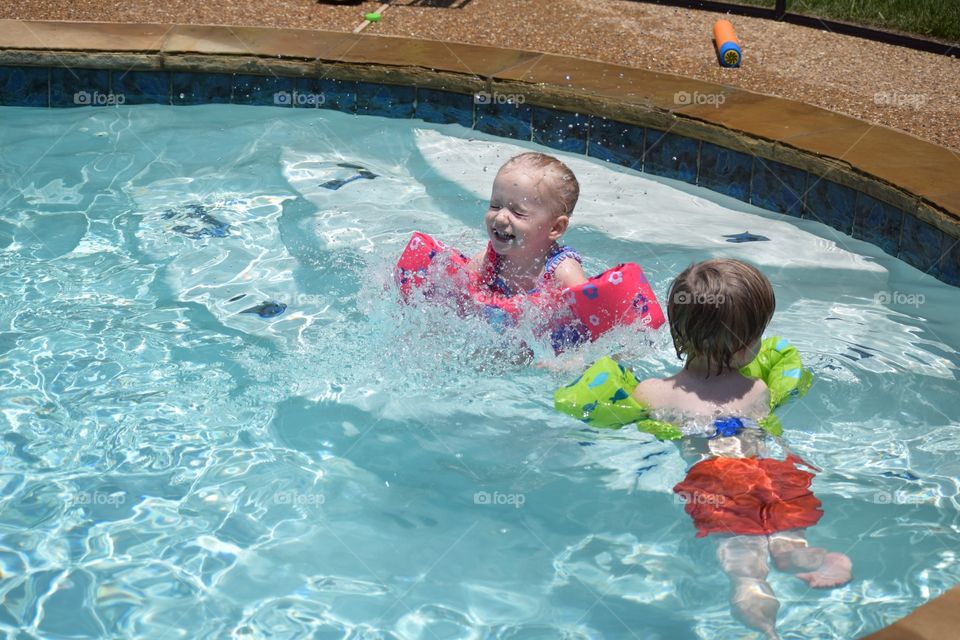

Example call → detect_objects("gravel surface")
4 0 959 150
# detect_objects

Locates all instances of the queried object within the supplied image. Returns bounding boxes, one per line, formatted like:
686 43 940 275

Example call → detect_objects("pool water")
0 104 958 639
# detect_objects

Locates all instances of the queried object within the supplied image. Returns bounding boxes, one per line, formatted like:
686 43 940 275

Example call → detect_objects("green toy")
364 13 382 22
554 337 812 440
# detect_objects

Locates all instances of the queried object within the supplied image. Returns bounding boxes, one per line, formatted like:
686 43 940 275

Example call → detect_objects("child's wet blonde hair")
667 259 775 375
499 152 580 217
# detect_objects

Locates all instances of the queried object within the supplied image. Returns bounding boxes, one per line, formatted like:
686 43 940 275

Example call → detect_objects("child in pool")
466 152 588 296
632 259 852 640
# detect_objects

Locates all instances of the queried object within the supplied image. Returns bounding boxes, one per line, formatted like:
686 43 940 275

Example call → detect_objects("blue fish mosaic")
163 204 231 239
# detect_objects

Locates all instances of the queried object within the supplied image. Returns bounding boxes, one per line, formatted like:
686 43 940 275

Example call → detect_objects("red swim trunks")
673 454 824 537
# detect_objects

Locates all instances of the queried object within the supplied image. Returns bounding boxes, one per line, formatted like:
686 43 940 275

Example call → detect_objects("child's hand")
534 352 588 374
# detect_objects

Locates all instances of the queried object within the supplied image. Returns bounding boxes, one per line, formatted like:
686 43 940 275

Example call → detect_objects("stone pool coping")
863 585 960 640
1 19 959 287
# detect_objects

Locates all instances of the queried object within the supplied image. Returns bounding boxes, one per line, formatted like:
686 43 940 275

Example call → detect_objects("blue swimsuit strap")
543 245 582 279
489 244 581 297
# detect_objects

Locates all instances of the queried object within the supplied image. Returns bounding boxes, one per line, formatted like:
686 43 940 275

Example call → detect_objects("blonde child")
467 152 588 296
633 259 852 639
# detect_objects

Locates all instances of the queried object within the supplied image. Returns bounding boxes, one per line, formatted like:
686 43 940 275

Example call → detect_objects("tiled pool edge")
0 21 958 289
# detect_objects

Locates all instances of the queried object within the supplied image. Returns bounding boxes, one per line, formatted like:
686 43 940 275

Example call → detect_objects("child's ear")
548 215 569 241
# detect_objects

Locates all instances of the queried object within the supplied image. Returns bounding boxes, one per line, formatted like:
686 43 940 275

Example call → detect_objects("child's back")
634 367 769 422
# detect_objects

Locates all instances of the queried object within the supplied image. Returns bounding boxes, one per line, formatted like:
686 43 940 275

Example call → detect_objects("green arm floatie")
553 336 812 440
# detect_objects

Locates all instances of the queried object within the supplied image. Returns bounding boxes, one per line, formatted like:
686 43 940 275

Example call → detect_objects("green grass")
730 0 960 44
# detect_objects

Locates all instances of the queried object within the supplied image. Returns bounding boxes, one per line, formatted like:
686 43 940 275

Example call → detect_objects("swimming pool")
1 104 958 639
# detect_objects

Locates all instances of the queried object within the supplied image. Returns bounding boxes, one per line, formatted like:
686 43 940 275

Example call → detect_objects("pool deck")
4 0 959 152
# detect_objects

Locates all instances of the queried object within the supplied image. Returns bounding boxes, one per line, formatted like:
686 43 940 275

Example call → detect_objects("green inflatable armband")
553 357 683 440
553 336 811 440
740 336 813 409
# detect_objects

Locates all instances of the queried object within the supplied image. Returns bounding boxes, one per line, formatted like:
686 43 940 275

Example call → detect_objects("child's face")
485 165 567 259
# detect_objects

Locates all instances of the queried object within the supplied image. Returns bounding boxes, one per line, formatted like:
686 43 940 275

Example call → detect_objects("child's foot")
772 545 825 572
796 552 852 588
731 578 781 640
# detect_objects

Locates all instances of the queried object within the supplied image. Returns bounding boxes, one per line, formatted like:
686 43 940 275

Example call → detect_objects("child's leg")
769 530 852 588
717 535 781 640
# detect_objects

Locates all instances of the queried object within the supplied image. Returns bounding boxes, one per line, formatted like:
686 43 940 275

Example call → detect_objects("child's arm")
632 378 664 410
466 249 486 275
550 257 588 287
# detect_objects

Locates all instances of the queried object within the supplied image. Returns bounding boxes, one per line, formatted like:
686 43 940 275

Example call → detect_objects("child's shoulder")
743 376 772 412
548 256 587 287
631 377 672 409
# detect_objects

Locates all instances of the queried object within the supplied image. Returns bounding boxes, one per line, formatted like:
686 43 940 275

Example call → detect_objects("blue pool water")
0 104 958 639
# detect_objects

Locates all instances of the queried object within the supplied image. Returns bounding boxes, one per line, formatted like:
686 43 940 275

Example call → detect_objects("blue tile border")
475 99 532 140
898 214 944 277
644 129 699 185
50 67 111 108
233 74 294 107
172 71 232 105
356 81 415 118
416 88 473 127
751 157 806 217
0 66 48 107
1 63 958 286
290 77 326 108
531 106 588 154
853 193 904 257
804 177 856 235
112 70 170 105
698 142 752 202
940 235 960 286
318 78 357 114
587 116 644 170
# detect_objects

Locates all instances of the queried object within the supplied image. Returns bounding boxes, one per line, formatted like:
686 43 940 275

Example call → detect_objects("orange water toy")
713 19 742 67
